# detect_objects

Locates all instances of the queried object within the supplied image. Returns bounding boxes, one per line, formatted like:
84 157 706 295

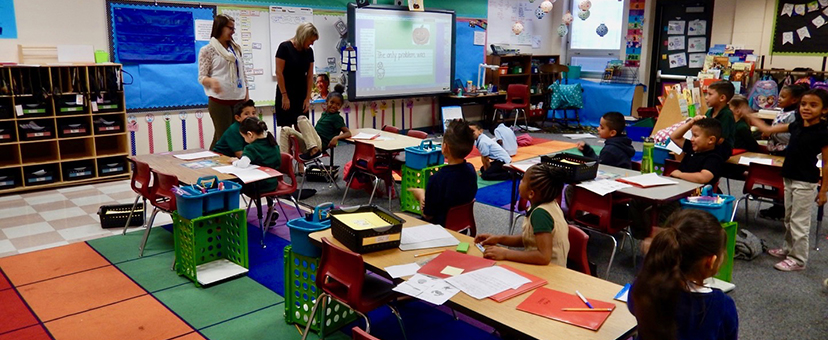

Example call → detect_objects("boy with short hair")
494 123 518 157
705 81 736 148
469 121 512 181
577 111 635 169
408 120 478 227
213 100 257 158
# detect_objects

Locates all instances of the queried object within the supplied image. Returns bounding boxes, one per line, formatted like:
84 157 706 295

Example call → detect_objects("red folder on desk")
416 250 495 279
488 265 547 303
516 287 616 331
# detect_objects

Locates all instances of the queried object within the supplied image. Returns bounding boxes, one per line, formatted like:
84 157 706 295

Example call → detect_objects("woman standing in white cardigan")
198 14 249 149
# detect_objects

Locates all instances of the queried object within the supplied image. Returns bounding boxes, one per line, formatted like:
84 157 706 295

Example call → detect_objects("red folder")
488 265 547 303
416 250 495 279
516 287 616 331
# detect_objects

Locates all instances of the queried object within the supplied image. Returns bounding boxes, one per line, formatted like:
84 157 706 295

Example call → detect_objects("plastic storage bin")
330 205 405 254
679 194 736 223
404 140 443 170
540 153 599 182
399 164 443 215
173 208 248 287
286 203 334 257
714 221 738 282
175 175 242 220
283 245 357 335
626 117 654 142
652 145 671 165
97 203 144 228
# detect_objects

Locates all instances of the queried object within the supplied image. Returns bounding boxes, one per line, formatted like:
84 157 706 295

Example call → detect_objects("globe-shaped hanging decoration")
579 0 592 12
540 0 554 13
562 11 574 25
578 10 591 20
557 24 568 37
535 7 546 19
512 21 524 35
596 23 608 37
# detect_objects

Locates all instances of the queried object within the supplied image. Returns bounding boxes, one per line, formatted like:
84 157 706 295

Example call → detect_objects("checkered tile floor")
0 180 173 258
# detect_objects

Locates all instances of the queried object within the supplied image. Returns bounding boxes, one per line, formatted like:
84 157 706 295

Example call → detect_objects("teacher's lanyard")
228 45 242 88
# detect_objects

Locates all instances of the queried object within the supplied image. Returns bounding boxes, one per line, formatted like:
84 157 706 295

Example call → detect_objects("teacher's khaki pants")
208 99 236 150
782 178 818 266
278 116 322 154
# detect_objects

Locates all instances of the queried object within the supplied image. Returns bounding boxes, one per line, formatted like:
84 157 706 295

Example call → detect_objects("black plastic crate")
330 205 404 254
55 94 87 115
17 120 54 141
540 152 599 183
305 164 339 182
58 119 91 138
98 203 144 228
0 98 12 119
0 122 16 143
62 160 95 181
93 116 122 134
0 168 20 190
97 157 127 176
24 165 58 186
15 96 52 117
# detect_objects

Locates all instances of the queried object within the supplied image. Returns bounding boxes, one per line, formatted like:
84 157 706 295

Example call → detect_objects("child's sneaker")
773 258 805 271
767 248 788 258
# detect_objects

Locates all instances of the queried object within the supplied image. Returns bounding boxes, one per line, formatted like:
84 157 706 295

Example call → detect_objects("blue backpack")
748 79 779 111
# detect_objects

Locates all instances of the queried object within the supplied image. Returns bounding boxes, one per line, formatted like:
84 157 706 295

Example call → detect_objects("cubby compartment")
10 67 54 117
97 156 128 177
95 134 128 156
17 118 55 141
14 95 53 118
20 141 58 165
0 167 22 190
90 66 123 113
59 138 95 161
0 121 17 143
57 116 91 138
0 144 20 167
0 96 13 120
62 159 95 181
55 94 88 115
93 114 124 134
23 164 58 186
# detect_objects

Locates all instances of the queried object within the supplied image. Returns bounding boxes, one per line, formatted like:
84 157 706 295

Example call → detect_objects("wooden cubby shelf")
0 64 129 195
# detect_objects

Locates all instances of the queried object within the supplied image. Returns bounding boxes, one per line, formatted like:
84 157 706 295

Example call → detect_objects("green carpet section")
87 228 175 264
116 250 190 293
476 175 505 188
199 304 350 340
154 277 284 329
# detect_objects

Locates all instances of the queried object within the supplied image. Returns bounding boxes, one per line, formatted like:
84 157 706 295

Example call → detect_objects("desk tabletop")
309 216 637 340
727 152 784 166
133 150 237 184
347 128 427 152
755 111 778 120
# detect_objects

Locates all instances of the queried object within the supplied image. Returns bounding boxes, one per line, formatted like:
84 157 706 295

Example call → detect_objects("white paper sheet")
576 179 632 196
473 31 486 46
384 263 421 278
688 19 707 36
173 151 220 160
351 132 381 140
392 274 459 305
618 173 678 188
737 157 773 166
399 224 459 251
689 53 706 68
687 37 707 52
667 36 685 51
782 3 794 16
444 266 531 300
666 140 683 155
667 20 685 35
508 158 541 173
668 53 687 68
783 32 794 45
212 165 278 183
563 134 597 139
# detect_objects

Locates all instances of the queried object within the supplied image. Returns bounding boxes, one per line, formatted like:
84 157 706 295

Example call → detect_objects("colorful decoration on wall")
557 24 569 37
370 101 378 128
179 112 188 150
579 0 592 11
361 102 366 128
145 113 155 154
380 101 387 127
391 99 396 127
597 23 608 37
195 111 205 149
512 21 525 35
625 0 646 67
578 10 590 20
164 113 173 152
540 0 555 13
343 103 351 128
407 100 414 131
535 7 546 20
127 115 138 156
563 11 574 25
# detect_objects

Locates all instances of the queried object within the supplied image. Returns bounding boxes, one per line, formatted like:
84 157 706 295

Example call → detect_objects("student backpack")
748 79 779 111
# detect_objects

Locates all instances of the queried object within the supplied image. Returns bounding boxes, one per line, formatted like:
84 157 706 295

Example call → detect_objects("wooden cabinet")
0 64 129 194
485 54 559 120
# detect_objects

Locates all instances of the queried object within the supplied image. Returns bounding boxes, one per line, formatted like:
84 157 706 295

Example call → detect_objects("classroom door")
647 0 715 105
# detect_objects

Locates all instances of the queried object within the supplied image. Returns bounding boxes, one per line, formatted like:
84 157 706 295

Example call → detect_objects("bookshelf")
0 64 129 194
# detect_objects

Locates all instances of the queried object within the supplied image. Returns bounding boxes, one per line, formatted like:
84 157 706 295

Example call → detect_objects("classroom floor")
2 130 828 340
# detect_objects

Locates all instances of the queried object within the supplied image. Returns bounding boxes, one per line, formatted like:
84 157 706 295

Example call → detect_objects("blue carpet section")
246 226 291 296
476 180 520 209
357 301 499 340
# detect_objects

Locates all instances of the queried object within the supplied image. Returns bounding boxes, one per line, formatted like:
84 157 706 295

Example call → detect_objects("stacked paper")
399 224 459 251
576 179 632 196
617 172 678 188
738 157 773 166
444 266 531 300
392 274 459 305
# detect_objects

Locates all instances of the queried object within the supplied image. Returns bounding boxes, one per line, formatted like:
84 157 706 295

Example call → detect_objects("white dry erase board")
218 6 276 106
269 6 314 77
441 106 463 132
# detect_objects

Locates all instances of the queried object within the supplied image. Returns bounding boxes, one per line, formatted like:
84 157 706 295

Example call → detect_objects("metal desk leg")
508 171 519 235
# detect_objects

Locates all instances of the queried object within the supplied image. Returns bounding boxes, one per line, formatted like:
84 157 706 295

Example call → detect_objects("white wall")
487 0 564 56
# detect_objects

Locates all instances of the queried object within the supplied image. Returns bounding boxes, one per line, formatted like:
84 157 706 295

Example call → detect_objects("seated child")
235 117 282 220
408 120 477 227
469 121 512 181
577 111 635 169
213 100 257 158
494 123 518 157
630 209 738 340
279 85 351 162
728 95 760 152
474 163 570 266
705 81 736 148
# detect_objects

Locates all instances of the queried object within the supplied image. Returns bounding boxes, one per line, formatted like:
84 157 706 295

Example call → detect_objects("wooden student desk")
132 150 238 184
347 128 428 152
727 152 785 167
308 217 637 340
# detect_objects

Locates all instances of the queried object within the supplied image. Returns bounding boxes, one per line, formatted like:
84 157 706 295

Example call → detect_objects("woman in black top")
274 22 318 127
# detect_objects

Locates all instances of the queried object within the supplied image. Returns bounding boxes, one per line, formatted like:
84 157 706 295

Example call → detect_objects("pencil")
295 324 302 335
562 308 613 312
414 249 445 257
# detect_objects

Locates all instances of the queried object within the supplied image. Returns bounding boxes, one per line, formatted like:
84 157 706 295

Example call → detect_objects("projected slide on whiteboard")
348 4 455 100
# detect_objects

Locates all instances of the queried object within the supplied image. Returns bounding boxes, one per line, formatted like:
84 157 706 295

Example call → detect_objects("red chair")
444 200 477 236
567 225 591 276
509 197 532 235
245 153 303 247
731 162 784 226
301 238 407 340
382 125 400 134
406 130 427 139
352 327 381 340
342 141 395 210
662 159 681 177
290 135 340 197
568 186 634 278
139 169 178 257
122 158 152 235
492 84 530 131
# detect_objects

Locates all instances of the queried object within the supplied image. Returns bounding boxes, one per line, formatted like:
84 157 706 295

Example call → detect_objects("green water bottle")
642 137 654 174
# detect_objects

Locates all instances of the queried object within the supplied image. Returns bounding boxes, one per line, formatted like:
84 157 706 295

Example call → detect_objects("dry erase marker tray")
330 205 404 254
540 153 598 183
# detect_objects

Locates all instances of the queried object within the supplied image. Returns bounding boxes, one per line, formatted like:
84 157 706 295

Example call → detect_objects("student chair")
509 197 532 235
492 84 530 131
139 169 178 257
245 152 303 247
731 162 784 227
301 238 407 340
444 200 477 236
406 130 428 139
342 141 395 210
382 125 400 134
545 64 582 129
568 186 635 279
352 327 382 340
290 135 340 198
567 225 592 276
122 158 152 235
662 159 681 177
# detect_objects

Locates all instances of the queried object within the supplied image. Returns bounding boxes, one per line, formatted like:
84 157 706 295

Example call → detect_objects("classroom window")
568 0 625 51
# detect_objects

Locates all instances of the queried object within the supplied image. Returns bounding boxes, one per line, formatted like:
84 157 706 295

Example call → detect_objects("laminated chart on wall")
269 6 314 76
218 6 277 106
0 0 18 39
488 0 534 46
772 0 828 54
112 8 195 63
625 0 645 67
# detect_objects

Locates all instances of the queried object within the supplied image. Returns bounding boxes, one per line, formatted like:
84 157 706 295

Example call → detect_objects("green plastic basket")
172 208 248 287
283 246 357 335
714 221 738 282
399 164 444 215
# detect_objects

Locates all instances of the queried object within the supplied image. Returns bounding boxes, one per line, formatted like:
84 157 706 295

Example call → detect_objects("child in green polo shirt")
214 100 257 158
278 85 351 162
237 117 281 193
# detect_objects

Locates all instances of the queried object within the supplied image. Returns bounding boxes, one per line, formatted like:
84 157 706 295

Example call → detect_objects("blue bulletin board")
107 1 215 111
454 19 486 88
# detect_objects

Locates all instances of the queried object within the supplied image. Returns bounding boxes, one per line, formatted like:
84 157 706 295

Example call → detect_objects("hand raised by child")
474 233 499 246
691 115 705 122
482 245 508 260
817 192 827 206
576 141 585 151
